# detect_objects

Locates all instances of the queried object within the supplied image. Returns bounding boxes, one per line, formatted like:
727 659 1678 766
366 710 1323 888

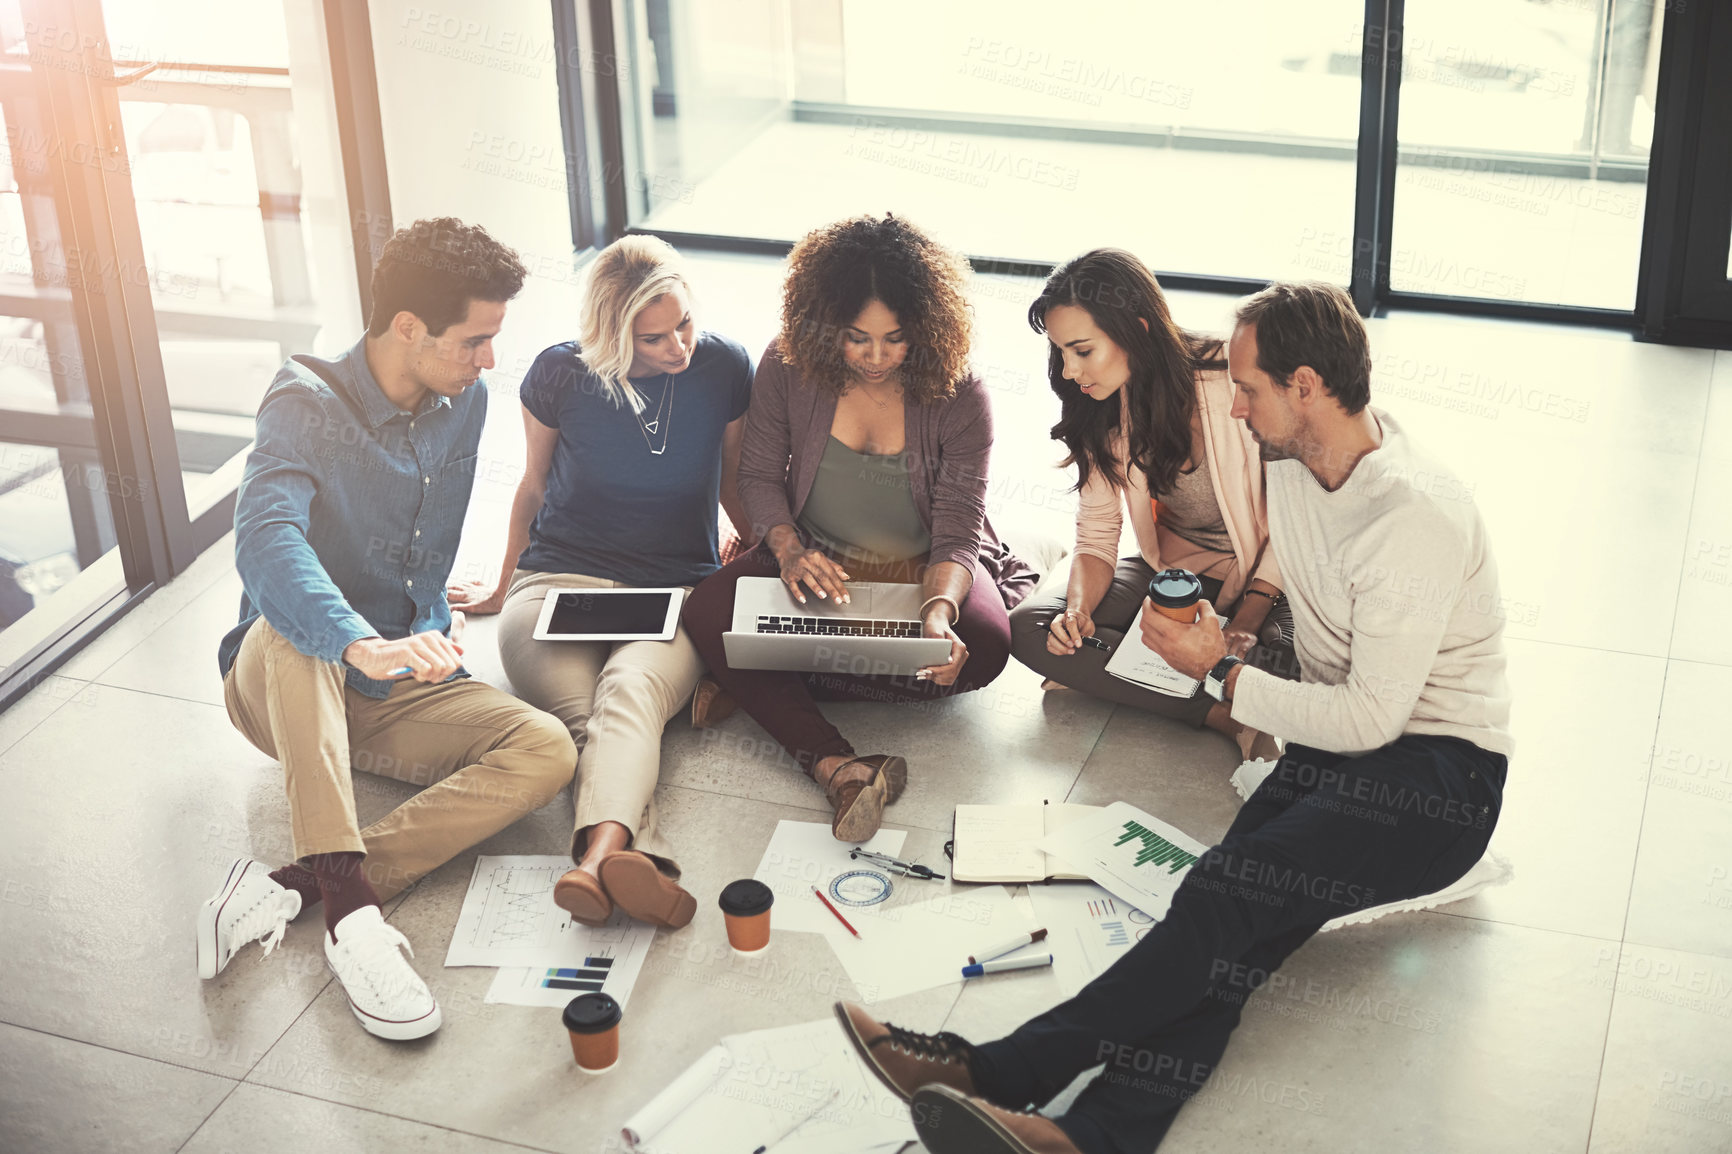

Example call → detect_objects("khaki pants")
498 568 704 876
223 616 577 900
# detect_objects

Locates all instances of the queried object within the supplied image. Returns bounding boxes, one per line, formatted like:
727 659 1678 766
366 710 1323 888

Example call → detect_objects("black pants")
1009 556 1299 727
971 734 1507 1153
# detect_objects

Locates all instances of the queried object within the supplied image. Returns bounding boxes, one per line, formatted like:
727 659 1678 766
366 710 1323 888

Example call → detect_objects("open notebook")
951 802 1102 883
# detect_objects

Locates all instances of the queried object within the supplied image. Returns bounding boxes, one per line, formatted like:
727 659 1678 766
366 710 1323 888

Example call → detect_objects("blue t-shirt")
517 332 752 586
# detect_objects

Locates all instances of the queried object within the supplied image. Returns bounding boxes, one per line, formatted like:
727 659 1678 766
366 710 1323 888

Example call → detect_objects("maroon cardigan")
737 341 1036 608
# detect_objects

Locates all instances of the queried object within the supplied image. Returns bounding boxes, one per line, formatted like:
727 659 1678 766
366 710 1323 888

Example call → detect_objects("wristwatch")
1204 655 1244 702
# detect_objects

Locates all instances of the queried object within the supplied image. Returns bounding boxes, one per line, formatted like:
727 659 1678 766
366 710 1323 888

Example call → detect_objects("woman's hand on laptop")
776 544 851 605
917 610 969 685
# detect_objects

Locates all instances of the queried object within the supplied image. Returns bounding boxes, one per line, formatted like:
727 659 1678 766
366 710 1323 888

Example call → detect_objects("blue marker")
961 953 1053 979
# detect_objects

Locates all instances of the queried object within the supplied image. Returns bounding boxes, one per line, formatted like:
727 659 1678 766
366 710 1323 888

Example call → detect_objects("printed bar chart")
540 956 616 992
1114 821 1201 874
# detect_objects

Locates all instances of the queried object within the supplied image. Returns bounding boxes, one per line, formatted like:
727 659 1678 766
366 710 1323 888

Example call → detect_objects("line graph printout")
1038 802 1209 922
447 856 574 967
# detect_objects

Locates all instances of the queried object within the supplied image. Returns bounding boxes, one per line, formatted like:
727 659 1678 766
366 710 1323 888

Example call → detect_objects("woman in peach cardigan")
1008 249 1296 753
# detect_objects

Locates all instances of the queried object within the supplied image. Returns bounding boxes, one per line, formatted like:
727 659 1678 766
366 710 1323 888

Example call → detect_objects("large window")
573 0 1680 318
1391 0 1655 309
0 0 372 709
99 0 363 516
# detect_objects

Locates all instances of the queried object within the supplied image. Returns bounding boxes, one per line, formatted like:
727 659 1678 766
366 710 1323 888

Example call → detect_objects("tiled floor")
2 251 1728 1154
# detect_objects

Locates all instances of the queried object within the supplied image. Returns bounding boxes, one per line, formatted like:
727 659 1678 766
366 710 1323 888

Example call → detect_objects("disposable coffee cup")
1147 568 1203 623
564 993 622 1074
719 879 774 955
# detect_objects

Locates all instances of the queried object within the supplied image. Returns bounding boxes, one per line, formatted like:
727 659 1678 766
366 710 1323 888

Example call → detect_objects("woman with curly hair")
682 214 1036 841
1010 248 1296 756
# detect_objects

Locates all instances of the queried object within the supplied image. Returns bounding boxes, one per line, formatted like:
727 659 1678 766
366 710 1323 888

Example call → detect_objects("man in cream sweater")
835 281 1512 1154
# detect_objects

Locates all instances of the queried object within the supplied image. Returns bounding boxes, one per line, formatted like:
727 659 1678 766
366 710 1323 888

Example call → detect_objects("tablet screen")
546 591 674 636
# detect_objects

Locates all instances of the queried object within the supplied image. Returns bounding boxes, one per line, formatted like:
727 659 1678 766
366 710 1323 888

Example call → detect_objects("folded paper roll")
621 1043 732 1148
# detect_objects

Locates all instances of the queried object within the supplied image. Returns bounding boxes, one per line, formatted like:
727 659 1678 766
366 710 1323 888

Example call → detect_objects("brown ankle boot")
837 752 908 804
823 757 888 842
596 851 696 929
835 1001 979 1103
911 1084 1080 1153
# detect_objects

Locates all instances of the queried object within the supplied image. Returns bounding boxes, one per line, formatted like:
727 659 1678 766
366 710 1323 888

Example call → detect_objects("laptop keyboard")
755 615 923 638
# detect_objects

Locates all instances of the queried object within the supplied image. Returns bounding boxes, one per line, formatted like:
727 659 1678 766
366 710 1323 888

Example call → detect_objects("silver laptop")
724 577 952 676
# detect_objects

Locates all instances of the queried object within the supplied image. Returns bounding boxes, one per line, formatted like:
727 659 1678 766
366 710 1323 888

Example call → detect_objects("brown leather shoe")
552 868 612 927
834 1001 978 1103
690 677 737 728
597 850 696 929
911 1085 1080 1153
841 752 908 805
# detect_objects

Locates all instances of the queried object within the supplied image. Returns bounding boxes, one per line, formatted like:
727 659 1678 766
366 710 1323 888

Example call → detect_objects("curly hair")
776 214 973 404
368 217 526 337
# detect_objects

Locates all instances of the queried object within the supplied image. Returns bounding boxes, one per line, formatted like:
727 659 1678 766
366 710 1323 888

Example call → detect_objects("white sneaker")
323 906 441 1040
196 857 302 980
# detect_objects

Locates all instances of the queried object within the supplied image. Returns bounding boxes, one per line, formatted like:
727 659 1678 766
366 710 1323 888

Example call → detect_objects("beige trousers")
497 568 704 876
223 616 577 900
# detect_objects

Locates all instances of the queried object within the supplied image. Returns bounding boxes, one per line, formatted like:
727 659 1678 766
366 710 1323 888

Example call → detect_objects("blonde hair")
576 235 692 411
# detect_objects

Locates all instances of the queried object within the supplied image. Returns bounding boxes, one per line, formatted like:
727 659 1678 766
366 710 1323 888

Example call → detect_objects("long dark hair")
1028 249 1225 495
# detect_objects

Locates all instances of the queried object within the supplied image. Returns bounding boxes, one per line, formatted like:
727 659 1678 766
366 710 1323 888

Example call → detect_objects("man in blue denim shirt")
197 219 575 1042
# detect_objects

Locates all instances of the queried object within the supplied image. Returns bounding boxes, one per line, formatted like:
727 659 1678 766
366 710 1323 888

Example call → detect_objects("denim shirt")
217 338 484 698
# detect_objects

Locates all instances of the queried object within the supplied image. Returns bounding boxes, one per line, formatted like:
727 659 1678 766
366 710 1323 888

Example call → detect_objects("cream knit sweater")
1232 409 1514 758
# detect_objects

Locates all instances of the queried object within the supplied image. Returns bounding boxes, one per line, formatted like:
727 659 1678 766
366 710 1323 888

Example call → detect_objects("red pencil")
812 885 861 938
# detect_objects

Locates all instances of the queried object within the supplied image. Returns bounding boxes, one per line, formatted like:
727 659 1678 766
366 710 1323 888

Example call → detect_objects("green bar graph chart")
1113 821 1200 874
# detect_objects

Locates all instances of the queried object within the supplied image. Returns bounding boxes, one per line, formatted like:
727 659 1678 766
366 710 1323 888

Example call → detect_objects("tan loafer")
597 850 697 929
552 868 612 927
911 1085 1080 1153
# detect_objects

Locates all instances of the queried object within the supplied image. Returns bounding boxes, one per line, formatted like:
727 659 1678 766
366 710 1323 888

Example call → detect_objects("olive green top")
796 435 933 566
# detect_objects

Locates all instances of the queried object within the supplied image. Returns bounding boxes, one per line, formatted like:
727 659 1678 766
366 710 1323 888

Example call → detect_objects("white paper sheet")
753 821 909 935
1103 624 1201 697
820 882 1033 1003
483 904 655 1009
1037 802 1209 921
445 855 657 1012
1027 881 1156 998
447 855 589 968
624 1017 916 1154
622 1043 731 1148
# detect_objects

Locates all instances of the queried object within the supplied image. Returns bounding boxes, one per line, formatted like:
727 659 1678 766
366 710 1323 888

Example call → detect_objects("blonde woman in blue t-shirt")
451 235 752 928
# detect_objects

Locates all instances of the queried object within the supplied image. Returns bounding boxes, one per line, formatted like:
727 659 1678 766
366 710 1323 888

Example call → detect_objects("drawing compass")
850 848 945 881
